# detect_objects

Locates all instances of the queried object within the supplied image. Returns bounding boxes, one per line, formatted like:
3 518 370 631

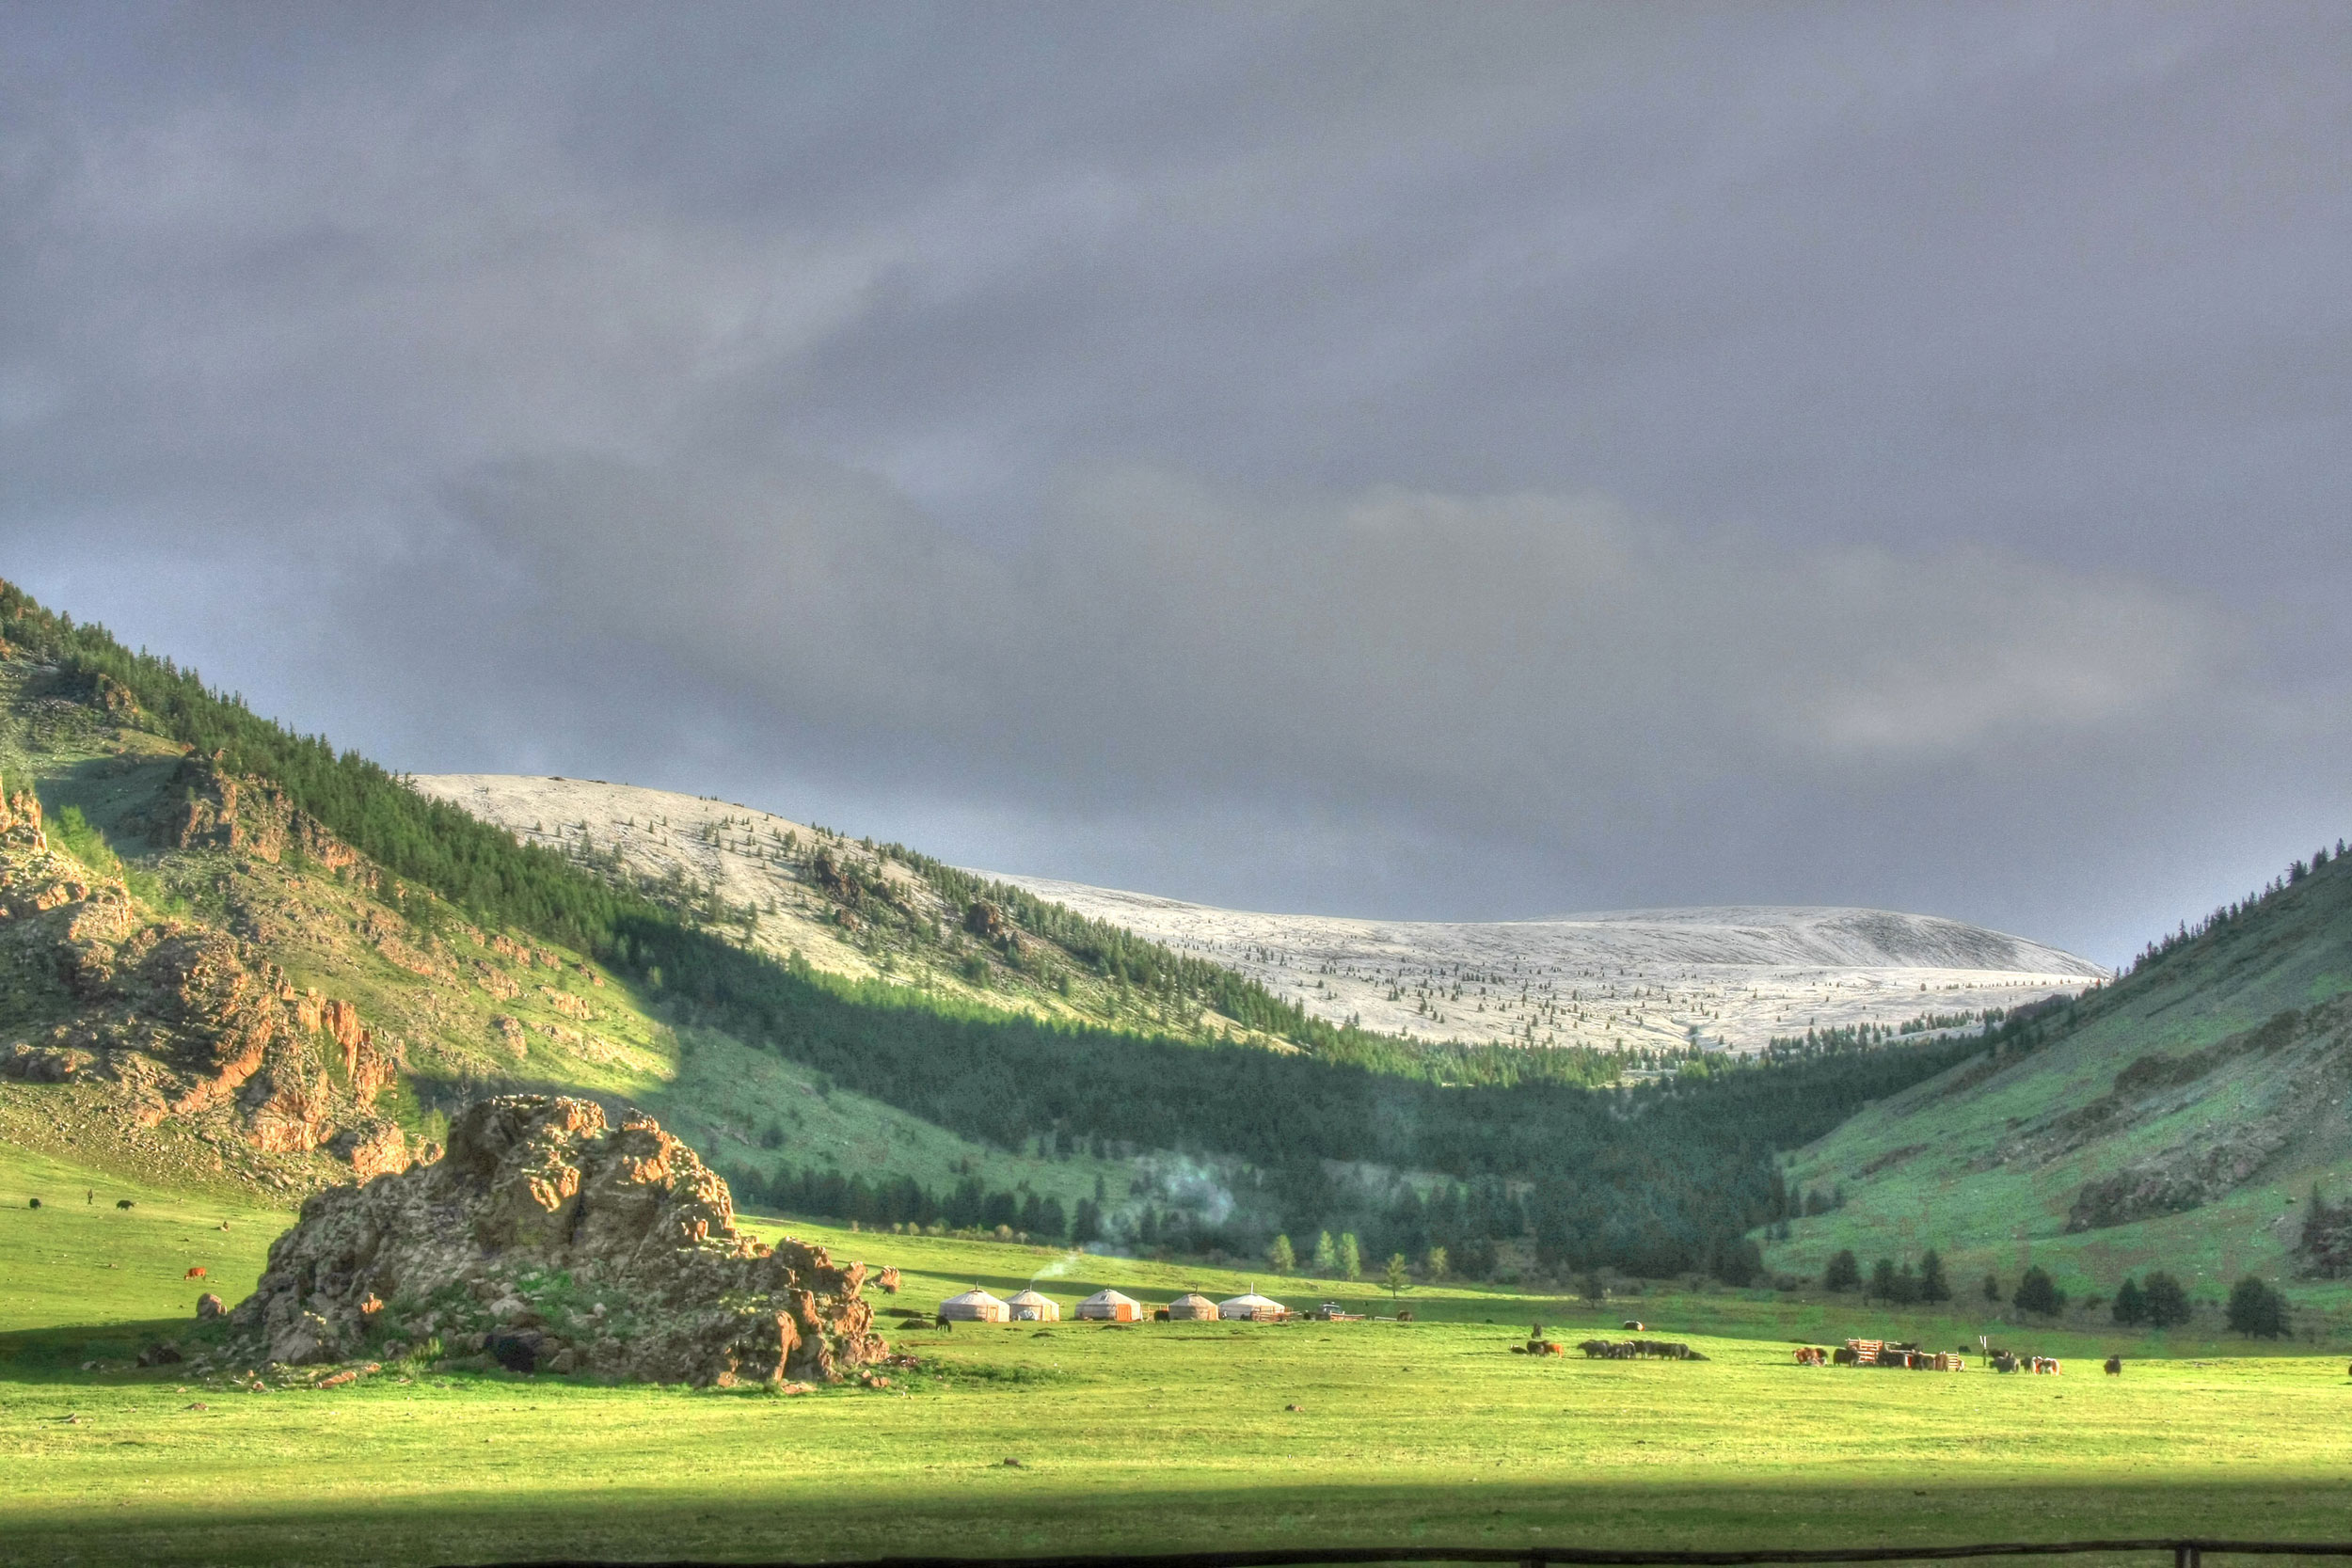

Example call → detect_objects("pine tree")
1823 1249 1861 1292
2143 1271 2192 1328
2012 1265 2065 1317
1383 1253 1412 1304
2111 1276 2148 1326
1423 1245 1449 1282
1268 1234 1297 1275
1918 1249 1951 1303
2225 1275 2287 1338
1312 1230 1338 1275
1982 1272 2001 1303
1340 1232 1363 1282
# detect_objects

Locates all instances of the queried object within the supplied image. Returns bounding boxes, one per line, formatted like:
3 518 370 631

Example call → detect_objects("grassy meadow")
8 1164 2352 1567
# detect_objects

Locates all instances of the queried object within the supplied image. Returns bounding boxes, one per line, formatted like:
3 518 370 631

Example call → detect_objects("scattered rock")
195 1293 223 1320
224 1095 885 1386
136 1341 183 1368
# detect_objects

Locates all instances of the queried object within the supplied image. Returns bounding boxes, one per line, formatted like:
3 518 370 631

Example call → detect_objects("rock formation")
225 1094 886 1386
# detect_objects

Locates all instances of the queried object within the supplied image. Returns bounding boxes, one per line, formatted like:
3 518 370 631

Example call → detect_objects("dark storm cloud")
2 2 2346 960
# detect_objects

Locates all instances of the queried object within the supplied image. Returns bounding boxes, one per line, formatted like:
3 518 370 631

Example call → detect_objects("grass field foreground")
9 1201 2352 1566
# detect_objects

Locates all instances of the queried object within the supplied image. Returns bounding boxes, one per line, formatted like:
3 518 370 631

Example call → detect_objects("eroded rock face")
227 1094 884 1386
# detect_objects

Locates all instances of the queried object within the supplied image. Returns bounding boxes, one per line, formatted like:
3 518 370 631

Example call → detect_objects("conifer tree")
1340 1232 1363 1281
2225 1275 2287 1338
1919 1249 1951 1303
1823 1249 1861 1292
1268 1234 1297 1275
2012 1265 2065 1317
1312 1230 1338 1275
2142 1271 2192 1328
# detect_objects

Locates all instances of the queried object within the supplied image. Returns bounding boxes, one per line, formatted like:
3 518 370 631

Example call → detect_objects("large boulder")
225 1094 884 1386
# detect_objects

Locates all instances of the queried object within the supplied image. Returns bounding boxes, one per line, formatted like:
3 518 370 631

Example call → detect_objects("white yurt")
939 1287 1010 1323
1007 1289 1061 1323
1075 1289 1142 1323
1165 1291 1219 1322
1217 1290 1289 1323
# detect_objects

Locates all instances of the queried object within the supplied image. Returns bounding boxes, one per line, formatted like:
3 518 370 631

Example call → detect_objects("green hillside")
0 578 1994 1280
1770 842 2352 1322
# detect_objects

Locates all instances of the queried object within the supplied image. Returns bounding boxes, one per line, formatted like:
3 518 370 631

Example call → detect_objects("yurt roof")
1169 1291 1217 1307
944 1287 1008 1306
1079 1289 1139 1306
1007 1290 1056 1306
1219 1292 1283 1308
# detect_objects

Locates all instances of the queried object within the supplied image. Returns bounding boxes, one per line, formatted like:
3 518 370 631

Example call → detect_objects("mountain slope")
0 579 1988 1282
1767 843 2352 1307
410 774 1324 1049
986 875 2103 1053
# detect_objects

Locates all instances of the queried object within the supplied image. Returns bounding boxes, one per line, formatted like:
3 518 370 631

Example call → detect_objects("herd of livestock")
1791 1338 2090 1373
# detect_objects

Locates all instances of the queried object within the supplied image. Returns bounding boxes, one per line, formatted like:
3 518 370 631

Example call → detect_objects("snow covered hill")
982 877 2106 1053
412 773 2104 1055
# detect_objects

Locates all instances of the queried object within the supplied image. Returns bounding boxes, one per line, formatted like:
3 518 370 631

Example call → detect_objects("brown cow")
184 1266 206 1279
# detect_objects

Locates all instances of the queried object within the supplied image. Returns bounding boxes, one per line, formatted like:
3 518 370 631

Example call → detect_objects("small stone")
1002 1457 1023 1467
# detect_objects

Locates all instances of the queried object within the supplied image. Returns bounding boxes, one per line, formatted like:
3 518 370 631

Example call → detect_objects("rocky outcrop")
326 1117 410 1180
0 811 407 1167
225 1095 885 1386
2065 1128 2291 1232
140 754 367 879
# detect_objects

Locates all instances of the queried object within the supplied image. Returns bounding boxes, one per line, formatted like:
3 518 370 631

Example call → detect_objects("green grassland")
10 1195 2352 1566
1768 853 2352 1308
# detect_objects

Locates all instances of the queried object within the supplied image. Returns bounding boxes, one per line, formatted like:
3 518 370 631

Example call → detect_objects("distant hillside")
986 875 2104 1053
0 579 1993 1284
1768 839 2352 1315
410 774 1359 1053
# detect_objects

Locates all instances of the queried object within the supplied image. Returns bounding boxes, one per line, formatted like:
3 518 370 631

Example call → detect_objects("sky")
2 2 2346 964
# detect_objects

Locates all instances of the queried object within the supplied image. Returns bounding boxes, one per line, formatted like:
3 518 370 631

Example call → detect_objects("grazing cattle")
184 1266 206 1279
1621 1320 1645 1331
116 1199 134 1210
1578 1339 1612 1358
2104 1355 2122 1375
1832 1346 1859 1366
25 1197 38 1210
1794 1346 1827 1366
2034 1357 2061 1374
1993 1353 2020 1373
933 1314 954 1331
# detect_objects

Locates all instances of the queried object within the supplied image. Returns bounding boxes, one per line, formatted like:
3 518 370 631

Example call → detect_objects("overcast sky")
4 2 2347 963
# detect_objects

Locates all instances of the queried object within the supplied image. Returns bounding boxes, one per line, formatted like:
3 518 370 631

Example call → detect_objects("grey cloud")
1 2 2347 962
